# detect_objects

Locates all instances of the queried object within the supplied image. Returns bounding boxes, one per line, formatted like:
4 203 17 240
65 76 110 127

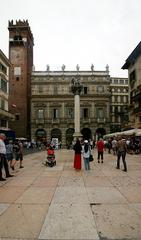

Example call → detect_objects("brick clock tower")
8 20 34 138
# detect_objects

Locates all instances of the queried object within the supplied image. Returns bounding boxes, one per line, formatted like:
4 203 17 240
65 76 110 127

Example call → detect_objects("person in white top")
0 133 13 181
82 140 91 170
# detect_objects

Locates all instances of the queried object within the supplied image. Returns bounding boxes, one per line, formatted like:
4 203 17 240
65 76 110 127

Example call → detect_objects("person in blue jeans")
82 140 91 170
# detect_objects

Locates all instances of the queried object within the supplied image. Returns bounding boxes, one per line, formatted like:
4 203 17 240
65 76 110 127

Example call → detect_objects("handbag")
89 154 94 162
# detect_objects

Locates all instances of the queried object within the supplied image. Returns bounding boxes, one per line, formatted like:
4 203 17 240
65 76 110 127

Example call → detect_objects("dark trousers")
98 151 103 160
117 151 127 171
0 153 10 178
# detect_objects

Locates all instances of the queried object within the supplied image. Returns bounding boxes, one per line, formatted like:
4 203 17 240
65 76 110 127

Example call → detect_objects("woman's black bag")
89 154 94 162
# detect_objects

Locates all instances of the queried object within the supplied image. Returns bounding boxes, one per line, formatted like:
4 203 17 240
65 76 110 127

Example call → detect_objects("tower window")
15 114 20 120
14 35 22 41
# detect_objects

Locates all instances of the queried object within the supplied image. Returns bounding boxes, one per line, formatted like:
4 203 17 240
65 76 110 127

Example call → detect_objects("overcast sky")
1 0 141 77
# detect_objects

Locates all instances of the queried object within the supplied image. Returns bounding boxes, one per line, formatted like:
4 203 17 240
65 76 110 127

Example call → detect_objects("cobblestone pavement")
0 149 141 240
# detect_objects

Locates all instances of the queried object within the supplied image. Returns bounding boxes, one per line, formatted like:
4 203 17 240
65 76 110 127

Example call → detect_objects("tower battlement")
8 20 29 27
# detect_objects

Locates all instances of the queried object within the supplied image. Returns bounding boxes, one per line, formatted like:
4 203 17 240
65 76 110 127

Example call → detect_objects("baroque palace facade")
31 68 128 147
7 20 129 146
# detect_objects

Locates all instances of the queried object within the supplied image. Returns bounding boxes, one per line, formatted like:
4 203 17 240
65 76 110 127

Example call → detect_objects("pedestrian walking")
96 138 104 163
0 133 13 181
82 140 91 170
116 137 127 172
6 140 15 170
13 140 24 169
112 138 117 155
73 138 82 170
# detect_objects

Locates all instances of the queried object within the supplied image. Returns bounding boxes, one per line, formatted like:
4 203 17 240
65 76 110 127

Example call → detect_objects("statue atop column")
71 77 83 95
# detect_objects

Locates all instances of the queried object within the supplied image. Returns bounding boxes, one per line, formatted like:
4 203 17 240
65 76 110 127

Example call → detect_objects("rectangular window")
68 108 74 118
114 96 118 102
84 87 87 94
37 109 44 119
83 108 88 118
130 70 136 88
1 119 7 127
1 98 5 110
53 109 59 119
0 62 7 74
97 86 104 93
0 79 7 93
114 79 118 84
97 108 104 118
39 85 43 93
119 79 124 84
54 85 58 95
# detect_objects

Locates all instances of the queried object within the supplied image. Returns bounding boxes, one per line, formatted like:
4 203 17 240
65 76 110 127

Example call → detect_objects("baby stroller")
46 146 56 167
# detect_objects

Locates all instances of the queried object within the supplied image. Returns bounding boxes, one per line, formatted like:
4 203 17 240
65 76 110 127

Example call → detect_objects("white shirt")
0 139 6 154
82 145 91 158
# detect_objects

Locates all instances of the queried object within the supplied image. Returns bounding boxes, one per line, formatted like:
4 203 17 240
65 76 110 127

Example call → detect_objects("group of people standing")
73 136 128 172
73 138 105 171
0 133 24 181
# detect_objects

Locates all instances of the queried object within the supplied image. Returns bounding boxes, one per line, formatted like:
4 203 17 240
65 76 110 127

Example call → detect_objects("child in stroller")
46 145 56 167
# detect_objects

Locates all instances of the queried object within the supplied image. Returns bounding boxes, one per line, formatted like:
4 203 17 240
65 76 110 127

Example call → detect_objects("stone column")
71 77 83 140
74 94 80 135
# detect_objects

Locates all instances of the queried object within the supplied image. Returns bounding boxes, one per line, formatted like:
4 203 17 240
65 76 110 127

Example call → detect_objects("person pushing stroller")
46 144 56 167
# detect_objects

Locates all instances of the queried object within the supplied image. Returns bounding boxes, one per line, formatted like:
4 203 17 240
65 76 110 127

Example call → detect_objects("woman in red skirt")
73 139 82 170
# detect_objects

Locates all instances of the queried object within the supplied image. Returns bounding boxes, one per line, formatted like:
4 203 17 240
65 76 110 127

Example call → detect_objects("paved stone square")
0 149 141 240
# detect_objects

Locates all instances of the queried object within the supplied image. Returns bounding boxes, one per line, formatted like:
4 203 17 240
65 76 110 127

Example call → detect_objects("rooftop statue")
91 64 94 71
62 64 66 71
76 64 80 71
46 65 50 71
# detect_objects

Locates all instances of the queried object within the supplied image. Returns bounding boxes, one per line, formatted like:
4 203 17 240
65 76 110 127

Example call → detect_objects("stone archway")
51 128 62 141
81 128 92 140
35 129 47 143
96 128 106 139
66 128 75 149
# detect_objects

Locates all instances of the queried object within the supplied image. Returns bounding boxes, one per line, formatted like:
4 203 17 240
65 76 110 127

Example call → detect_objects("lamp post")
71 76 83 140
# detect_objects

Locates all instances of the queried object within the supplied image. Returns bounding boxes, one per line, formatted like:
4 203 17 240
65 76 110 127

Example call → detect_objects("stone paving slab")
32 176 59 188
5 176 37 187
0 203 10 215
91 204 141 240
52 186 89 204
58 176 85 187
86 186 128 204
15 187 55 204
0 186 27 203
39 203 99 240
0 203 49 239
118 186 141 203
83 175 113 187
108 176 139 187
